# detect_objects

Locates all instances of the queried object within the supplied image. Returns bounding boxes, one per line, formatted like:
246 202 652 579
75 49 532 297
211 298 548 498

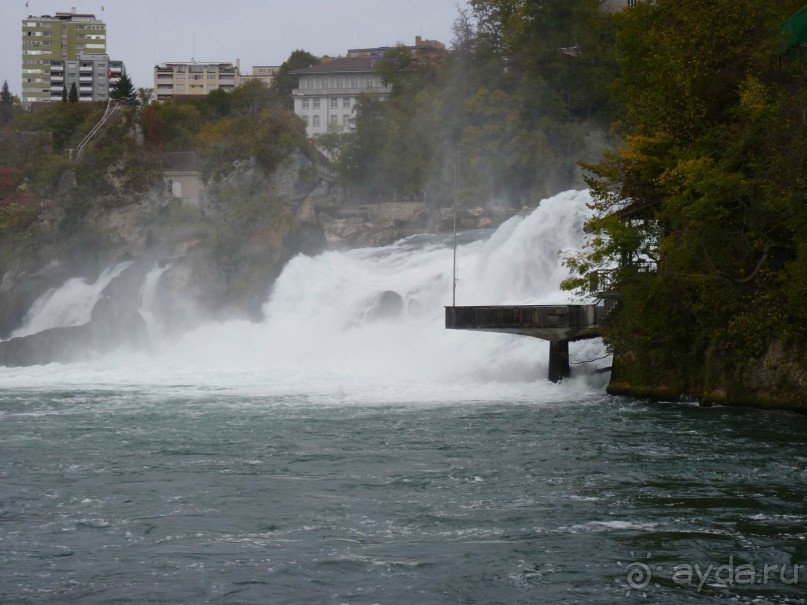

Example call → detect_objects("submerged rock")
364 290 405 322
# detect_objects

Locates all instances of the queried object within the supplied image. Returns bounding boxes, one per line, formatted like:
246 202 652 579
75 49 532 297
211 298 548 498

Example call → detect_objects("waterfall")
138 263 171 337
1 190 608 397
154 190 606 392
10 262 133 338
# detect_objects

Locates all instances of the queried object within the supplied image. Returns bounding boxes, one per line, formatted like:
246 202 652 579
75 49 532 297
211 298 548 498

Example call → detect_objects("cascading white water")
142 189 608 396
10 261 133 338
0 190 609 399
138 263 171 337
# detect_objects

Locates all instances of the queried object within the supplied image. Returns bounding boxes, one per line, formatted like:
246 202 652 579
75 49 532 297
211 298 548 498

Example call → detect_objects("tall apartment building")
154 61 241 101
49 54 124 103
21 10 107 107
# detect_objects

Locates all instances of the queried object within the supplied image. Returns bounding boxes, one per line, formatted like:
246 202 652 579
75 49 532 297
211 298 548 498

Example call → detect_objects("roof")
161 151 201 172
290 56 379 76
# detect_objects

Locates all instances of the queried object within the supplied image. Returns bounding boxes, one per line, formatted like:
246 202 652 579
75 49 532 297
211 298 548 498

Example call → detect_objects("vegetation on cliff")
561 0 807 406
0 76 322 336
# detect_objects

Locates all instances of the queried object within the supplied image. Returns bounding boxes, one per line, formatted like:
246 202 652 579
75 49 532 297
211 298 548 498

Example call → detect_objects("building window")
343 97 350 108
351 77 359 88
302 98 309 109
322 78 329 89
312 115 320 127
342 114 350 126
330 114 338 125
302 115 309 126
330 98 338 109
313 98 320 109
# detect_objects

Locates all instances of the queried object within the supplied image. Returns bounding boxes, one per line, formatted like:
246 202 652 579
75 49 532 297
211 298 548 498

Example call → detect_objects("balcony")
79 76 93 83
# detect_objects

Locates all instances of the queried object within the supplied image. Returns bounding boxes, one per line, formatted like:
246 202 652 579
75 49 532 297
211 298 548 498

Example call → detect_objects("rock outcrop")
317 201 521 249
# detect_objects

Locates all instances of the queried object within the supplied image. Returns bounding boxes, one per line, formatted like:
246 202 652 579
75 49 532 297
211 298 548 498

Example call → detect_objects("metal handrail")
75 99 120 159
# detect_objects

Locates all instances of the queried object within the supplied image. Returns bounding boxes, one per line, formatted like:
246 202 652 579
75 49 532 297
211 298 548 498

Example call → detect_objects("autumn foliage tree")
563 0 807 380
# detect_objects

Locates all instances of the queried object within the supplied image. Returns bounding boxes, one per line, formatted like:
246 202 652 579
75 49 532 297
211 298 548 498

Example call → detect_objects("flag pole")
452 161 458 307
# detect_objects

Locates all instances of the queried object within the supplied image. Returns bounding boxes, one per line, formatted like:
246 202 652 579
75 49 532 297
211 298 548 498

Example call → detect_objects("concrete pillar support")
548 340 570 383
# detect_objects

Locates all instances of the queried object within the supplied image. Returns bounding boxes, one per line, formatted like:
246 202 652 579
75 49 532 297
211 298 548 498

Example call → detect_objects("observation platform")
445 302 615 382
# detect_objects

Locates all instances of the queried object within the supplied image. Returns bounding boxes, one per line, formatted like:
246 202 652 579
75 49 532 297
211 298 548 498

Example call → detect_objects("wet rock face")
0 296 149 367
0 153 327 345
318 202 521 249
365 290 405 322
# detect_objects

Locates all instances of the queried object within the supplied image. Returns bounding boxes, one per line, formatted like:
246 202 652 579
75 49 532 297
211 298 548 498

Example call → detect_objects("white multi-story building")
290 56 391 138
291 37 445 138
154 61 241 101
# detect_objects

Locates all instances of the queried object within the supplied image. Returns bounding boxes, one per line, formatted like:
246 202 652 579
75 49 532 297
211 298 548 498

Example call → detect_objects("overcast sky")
4 0 468 96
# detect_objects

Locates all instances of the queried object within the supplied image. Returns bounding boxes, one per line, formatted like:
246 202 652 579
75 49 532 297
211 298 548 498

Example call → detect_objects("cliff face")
0 149 326 358
607 340 807 412
318 202 523 249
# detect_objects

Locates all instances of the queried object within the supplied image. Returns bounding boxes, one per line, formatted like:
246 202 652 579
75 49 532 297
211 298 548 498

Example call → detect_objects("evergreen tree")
0 80 14 126
0 80 12 106
110 73 137 104
68 82 79 103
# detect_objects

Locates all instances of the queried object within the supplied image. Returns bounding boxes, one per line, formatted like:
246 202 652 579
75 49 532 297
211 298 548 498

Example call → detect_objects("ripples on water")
1 389 806 604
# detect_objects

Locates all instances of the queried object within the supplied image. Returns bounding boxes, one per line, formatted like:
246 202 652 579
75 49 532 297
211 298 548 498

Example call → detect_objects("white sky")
4 0 468 96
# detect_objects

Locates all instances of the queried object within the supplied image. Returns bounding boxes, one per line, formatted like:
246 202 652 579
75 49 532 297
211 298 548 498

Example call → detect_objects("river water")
1 191 805 604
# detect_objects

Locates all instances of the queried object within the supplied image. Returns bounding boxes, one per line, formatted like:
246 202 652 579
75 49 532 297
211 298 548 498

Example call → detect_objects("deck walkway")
445 301 615 382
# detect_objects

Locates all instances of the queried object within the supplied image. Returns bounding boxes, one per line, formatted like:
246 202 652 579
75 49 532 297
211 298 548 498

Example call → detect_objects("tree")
0 80 14 126
137 87 153 106
68 82 79 103
0 80 12 106
110 73 137 105
269 49 320 109
563 0 807 380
